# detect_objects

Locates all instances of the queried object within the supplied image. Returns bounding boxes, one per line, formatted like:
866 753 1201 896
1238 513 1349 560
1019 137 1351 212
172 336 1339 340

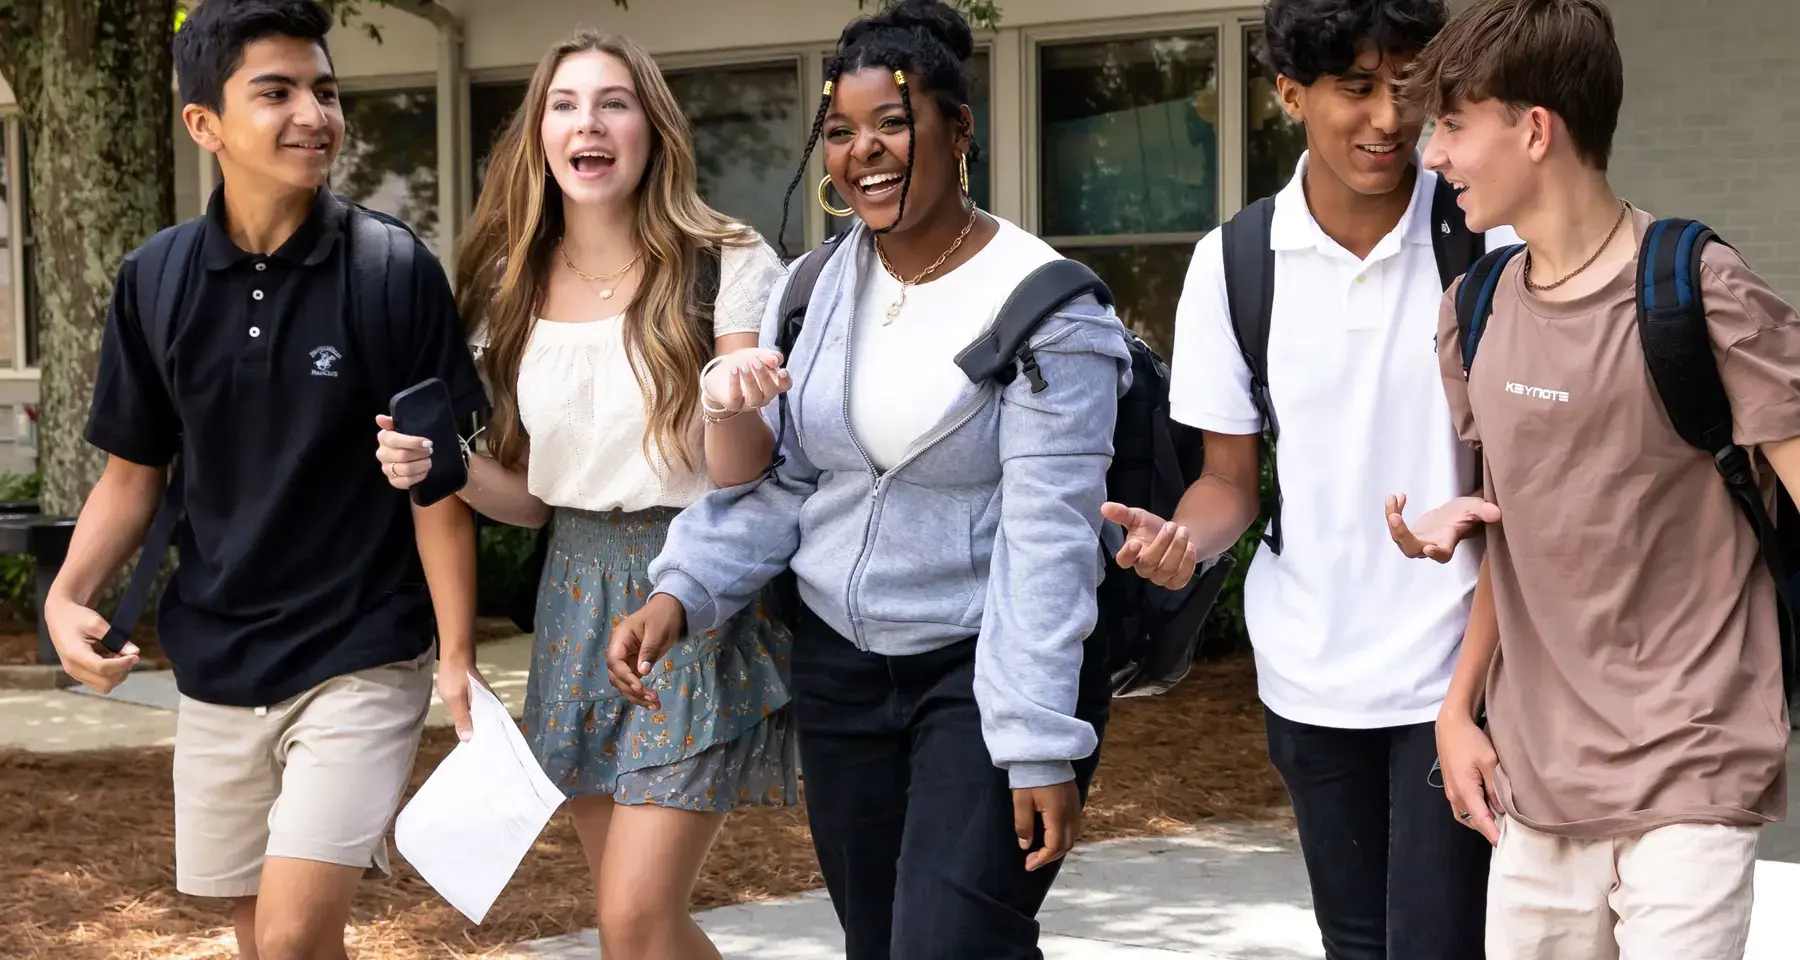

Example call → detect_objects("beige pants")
172 649 434 898
1486 816 1760 959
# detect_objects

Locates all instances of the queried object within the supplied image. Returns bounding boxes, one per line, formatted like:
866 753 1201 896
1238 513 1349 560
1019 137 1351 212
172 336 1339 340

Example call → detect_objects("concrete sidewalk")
515 743 1800 959
518 810 1800 960
6 636 1798 959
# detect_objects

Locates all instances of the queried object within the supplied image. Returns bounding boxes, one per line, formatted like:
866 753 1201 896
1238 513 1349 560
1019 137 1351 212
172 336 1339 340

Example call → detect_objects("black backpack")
97 200 423 653
1220 175 1485 553
1454 218 1800 706
765 232 1233 698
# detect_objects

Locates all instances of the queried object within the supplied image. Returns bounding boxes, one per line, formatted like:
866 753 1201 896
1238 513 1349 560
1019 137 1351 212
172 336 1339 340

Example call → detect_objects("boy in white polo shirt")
1101 0 1516 956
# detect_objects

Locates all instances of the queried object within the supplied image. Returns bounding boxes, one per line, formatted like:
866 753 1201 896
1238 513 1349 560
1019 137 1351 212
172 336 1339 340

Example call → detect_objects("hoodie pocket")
854 481 978 627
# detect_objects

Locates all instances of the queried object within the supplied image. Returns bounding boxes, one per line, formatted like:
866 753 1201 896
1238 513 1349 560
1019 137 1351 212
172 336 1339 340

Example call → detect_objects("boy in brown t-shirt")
1385 0 1798 956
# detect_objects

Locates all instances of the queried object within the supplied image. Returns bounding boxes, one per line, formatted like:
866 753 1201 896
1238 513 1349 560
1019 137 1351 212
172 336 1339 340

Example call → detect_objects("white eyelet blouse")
472 235 786 513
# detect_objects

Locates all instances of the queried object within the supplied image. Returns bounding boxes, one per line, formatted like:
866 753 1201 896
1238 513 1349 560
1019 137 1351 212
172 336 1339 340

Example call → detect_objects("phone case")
390 378 469 508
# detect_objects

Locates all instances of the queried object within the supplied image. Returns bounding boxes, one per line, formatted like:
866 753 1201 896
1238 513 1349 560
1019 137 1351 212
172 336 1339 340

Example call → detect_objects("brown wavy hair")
456 31 753 473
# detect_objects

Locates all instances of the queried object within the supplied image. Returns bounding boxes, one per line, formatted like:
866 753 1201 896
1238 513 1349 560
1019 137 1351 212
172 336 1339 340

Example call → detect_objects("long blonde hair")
456 31 752 473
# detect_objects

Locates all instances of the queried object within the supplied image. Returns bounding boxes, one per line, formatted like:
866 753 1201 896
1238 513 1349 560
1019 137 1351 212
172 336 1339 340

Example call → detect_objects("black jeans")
789 609 1111 960
1264 708 1490 960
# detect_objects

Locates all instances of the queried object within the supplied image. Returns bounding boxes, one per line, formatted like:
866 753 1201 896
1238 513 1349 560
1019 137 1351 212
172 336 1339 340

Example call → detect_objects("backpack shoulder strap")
101 219 204 654
763 231 850 479
1430 174 1486 290
953 258 1113 391
1454 243 1527 377
775 231 847 357
133 218 206 406
344 200 417 408
1636 217 1737 453
1219 196 1284 553
1633 217 1797 695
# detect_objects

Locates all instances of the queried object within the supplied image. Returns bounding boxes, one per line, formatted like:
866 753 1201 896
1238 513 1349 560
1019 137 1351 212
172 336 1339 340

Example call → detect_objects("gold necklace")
1525 199 1630 292
875 206 979 325
560 245 642 300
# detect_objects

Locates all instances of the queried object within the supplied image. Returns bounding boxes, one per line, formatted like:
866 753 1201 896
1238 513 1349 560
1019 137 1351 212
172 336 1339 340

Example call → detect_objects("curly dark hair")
174 0 334 113
1261 0 1448 86
776 0 979 257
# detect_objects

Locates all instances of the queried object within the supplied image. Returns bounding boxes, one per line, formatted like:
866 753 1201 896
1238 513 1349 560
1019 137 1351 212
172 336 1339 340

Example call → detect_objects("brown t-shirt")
1438 208 1797 838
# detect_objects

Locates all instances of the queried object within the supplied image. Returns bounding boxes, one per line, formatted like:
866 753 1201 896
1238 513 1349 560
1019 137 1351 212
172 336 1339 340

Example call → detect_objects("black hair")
174 0 335 113
1262 0 1448 86
777 0 978 258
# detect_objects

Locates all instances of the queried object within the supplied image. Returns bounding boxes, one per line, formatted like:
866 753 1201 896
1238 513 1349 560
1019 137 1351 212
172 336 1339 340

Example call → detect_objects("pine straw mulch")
0 650 1287 960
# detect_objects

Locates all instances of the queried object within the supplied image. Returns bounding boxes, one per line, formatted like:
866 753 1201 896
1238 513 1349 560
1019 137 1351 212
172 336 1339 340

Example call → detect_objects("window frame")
1021 11 1253 248
0 111 34 380
332 80 444 252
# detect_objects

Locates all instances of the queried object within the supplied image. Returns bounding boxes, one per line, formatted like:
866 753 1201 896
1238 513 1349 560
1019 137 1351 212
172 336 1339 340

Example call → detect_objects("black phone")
389 378 469 507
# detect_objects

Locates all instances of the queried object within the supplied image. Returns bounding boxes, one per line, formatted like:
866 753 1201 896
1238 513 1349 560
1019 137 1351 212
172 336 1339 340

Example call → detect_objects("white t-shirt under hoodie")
849 216 1062 468
473 234 785 513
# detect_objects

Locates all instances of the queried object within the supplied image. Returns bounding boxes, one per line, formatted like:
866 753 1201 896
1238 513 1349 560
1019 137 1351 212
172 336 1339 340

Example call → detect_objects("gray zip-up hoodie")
648 220 1134 789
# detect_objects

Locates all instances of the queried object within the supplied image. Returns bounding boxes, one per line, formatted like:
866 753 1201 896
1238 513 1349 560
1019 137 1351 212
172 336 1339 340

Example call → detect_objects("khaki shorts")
1486 815 1761 960
172 648 434 898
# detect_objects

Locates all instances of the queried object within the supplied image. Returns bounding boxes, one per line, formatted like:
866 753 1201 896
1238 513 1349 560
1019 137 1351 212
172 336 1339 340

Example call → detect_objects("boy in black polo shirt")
41 2 486 955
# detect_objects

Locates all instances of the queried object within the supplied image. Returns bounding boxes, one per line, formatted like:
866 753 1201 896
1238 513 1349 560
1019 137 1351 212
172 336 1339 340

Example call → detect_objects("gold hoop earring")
959 154 970 197
818 176 854 218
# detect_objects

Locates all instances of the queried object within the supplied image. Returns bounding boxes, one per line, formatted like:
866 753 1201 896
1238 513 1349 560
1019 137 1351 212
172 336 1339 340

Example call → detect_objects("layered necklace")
560 244 642 301
874 204 980 325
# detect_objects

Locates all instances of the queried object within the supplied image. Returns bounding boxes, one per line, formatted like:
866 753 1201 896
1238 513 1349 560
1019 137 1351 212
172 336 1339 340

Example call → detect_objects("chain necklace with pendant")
875 206 979 325
560 245 642 301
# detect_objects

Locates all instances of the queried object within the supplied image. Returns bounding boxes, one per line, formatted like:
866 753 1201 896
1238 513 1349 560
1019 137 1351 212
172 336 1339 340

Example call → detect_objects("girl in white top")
373 32 794 960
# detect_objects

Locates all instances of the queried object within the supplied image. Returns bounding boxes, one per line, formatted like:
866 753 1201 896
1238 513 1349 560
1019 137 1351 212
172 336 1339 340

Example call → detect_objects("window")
470 80 527 199
665 62 805 250
826 51 994 239
1 119 14 370
1039 33 1220 356
333 89 439 251
469 63 807 253
0 116 35 372
1245 27 1307 205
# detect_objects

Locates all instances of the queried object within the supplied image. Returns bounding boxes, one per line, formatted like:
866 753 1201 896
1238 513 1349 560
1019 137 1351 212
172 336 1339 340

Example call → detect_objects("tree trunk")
1 0 176 516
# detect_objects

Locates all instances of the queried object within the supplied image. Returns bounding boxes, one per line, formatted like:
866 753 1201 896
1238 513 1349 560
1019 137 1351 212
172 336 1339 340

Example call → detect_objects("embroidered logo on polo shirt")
1505 380 1570 403
309 346 343 378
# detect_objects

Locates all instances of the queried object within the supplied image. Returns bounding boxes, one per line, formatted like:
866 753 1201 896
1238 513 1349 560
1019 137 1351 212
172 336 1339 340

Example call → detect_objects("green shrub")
476 521 544 618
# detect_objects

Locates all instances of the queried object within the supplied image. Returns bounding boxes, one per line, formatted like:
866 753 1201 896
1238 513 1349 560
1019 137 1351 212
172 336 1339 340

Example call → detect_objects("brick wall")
1609 0 1800 302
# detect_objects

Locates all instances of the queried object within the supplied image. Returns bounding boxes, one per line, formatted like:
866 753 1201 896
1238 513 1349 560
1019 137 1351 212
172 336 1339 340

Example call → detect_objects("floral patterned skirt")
521 506 800 813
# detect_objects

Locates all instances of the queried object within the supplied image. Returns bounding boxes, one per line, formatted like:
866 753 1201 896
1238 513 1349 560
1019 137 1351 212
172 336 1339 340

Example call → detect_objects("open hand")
44 595 138 694
1099 502 1198 589
1437 714 1503 845
374 414 434 490
1385 493 1500 563
702 347 791 416
607 593 687 709
1014 781 1083 872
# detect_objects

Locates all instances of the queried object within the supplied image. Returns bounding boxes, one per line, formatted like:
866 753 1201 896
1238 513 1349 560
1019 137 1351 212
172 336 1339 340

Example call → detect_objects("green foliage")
476 522 542 618
0 471 40 622
857 0 1003 31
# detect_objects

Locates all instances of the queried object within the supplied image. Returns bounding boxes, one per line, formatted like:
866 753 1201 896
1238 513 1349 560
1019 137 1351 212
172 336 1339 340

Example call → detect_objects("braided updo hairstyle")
776 0 981 258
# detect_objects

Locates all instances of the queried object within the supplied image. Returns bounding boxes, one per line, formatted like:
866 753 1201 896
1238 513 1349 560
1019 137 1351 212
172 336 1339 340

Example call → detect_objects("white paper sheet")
394 672 566 924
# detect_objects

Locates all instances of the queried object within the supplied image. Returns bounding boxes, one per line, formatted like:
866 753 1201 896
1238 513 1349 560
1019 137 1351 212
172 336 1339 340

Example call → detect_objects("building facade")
0 0 1794 473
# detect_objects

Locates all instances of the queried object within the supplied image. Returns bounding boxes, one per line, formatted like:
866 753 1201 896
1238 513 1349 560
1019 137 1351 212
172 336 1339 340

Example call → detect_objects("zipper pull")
1016 346 1047 394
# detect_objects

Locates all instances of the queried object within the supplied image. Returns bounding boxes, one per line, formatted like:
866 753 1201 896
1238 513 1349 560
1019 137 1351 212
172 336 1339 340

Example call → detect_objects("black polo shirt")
85 185 487 707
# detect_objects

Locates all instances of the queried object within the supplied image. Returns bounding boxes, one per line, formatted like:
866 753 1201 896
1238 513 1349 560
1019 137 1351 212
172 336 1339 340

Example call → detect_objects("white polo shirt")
1169 152 1520 729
